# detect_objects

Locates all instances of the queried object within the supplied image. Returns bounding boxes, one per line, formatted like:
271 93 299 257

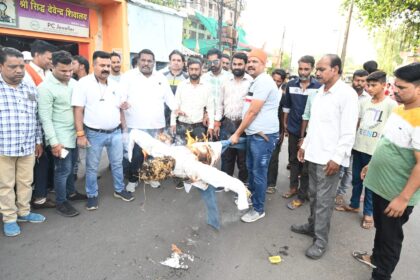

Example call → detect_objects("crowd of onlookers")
0 39 419 280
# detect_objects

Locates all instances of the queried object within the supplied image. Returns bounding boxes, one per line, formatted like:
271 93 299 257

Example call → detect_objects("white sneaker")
126 182 138 193
241 209 265 223
147 181 161 189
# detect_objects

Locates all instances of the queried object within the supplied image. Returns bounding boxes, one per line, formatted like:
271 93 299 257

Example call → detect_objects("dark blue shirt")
282 77 321 137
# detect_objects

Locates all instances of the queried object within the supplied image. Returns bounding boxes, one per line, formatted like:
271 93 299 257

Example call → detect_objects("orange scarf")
25 64 43 86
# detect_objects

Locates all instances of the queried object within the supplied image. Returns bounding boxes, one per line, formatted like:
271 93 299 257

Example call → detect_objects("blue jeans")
350 150 373 216
53 147 77 204
246 133 278 213
198 185 220 230
86 128 124 198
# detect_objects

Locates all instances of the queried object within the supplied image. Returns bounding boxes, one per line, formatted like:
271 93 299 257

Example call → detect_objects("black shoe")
114 190 135 202
290 223 314 237
68 191 88 201
286 163 291 170
56 201 79 217
31 197 56 209
175 181 185 190
86 197 99 211
305 243 326 260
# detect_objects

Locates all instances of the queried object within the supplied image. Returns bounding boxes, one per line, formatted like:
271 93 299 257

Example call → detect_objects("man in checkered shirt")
0 47 46 237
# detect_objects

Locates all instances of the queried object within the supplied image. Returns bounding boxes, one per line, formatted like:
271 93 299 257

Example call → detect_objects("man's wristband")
76 130 85 137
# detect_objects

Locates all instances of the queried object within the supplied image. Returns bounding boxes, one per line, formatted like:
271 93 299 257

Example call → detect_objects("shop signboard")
0 0 89 38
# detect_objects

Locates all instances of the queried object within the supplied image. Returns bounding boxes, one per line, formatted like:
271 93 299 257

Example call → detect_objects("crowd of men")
0 38 419 280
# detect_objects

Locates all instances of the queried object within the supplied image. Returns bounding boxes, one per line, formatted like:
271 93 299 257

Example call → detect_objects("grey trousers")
307 161 341 248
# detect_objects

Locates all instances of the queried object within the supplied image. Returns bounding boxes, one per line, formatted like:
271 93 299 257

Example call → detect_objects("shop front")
0 0 130 71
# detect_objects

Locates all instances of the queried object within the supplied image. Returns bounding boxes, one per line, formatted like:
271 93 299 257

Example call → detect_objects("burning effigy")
127 129 250 213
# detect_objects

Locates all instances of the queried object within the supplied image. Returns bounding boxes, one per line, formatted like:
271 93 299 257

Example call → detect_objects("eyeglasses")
207 59 220 66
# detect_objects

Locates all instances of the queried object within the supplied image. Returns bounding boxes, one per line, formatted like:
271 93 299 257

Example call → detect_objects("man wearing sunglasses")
202 49 233 138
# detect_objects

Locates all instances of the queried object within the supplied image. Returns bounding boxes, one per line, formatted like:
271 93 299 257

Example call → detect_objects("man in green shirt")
353 62 420 280
38 51 86 217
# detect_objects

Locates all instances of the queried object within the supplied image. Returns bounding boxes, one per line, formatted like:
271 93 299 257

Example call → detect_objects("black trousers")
288 133 309 200
32 145 54 198
220 118 247 183
267 141 281 187
371 192 414 280
221 148 248 183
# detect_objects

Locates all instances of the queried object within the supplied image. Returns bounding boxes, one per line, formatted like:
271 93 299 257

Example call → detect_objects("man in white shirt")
72 51 134 211
171 58 214 143
23 40 57 210
214 52 252 184
120 49 176 192
293 54 359 259
109 52 122 82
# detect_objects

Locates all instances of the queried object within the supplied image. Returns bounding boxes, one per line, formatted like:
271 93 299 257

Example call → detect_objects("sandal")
282 189 297 198
352 250 376 269
287 199 304 210
361 216 374 229
266 186 276 194
335 204 359 213
335 195 345 206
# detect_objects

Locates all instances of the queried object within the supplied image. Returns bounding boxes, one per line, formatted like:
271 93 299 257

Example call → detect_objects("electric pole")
218 0 224 50
341 0 354 70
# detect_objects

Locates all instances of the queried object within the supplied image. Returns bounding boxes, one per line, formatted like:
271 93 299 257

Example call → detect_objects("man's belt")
85 125 121 134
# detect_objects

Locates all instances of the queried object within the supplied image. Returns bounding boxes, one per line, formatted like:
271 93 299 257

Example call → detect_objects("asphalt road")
1 145 419 280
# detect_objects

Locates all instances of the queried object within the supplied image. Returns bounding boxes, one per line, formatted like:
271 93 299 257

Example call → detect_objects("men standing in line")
23 39 57 210
221 54 231 72
353 62 420 280
162 50 189 127
266 68 287 194
214 52 252 184
294 54 358 259
72 55 89 81
336 71 397 229
0 47 46 237
171 58 214 142
38 50 87 217
335 69 370 206
229 49 280 223
120 49 176 192
109 52 122 82
282 56 321 210
72 51 134 211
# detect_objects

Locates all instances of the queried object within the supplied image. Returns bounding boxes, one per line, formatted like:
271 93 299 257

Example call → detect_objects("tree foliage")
345 0 420 49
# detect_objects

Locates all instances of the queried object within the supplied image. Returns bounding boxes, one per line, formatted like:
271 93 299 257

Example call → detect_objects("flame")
185 130 212 165
185 130 208 147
